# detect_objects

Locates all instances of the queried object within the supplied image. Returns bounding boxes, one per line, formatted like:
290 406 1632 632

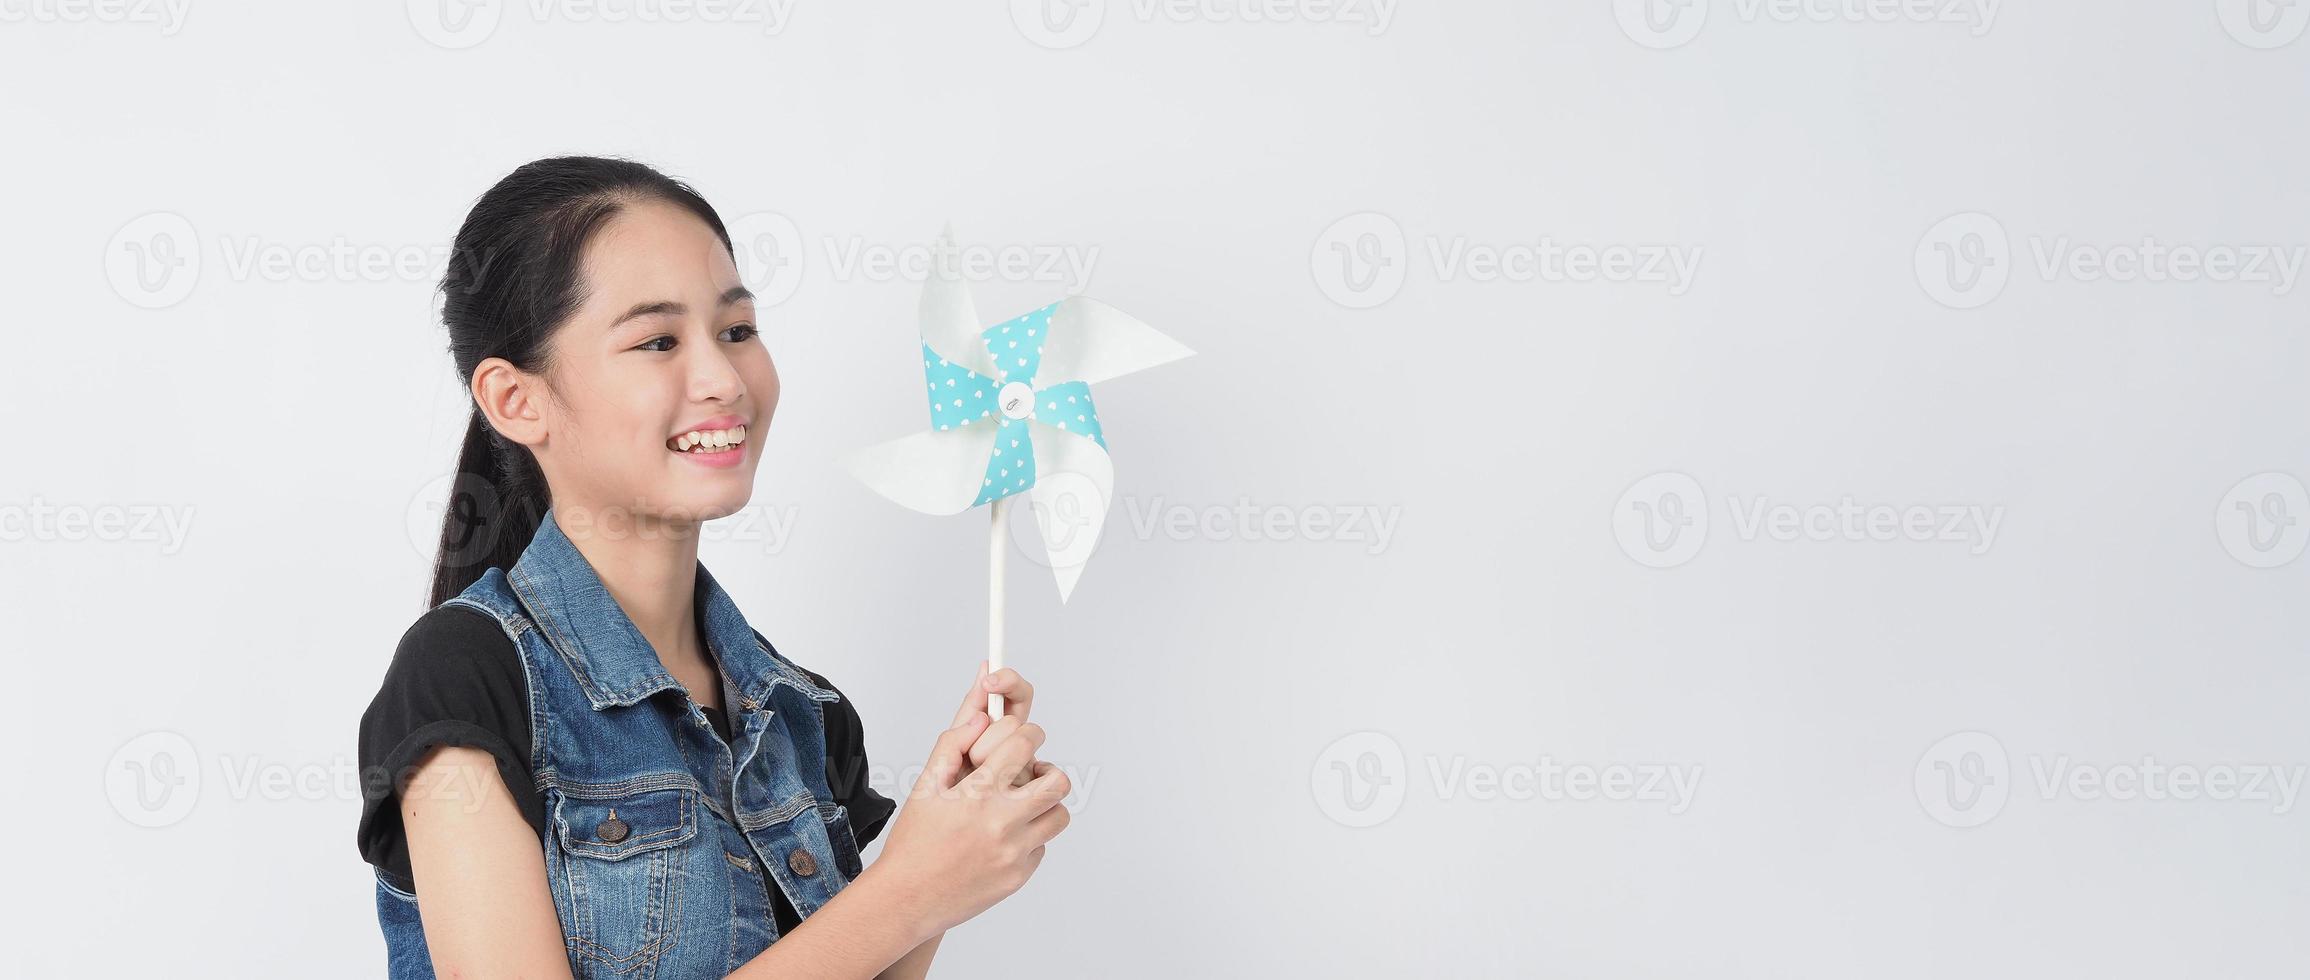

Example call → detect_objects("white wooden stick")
987 496 1008 720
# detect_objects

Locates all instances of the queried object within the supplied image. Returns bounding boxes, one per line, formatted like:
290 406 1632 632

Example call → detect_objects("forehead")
580 196 739 299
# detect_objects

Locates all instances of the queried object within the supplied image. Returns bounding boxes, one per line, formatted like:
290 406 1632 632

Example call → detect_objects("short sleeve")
355 605 543 892
804 669 899 848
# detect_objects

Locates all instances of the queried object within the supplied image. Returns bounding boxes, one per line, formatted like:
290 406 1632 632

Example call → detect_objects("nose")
687 343 744 404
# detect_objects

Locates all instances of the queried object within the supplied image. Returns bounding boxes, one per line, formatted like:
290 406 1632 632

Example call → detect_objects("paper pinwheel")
844 230 1192 715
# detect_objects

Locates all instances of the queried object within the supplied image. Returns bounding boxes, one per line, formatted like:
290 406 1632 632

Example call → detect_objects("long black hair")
428 156 735 607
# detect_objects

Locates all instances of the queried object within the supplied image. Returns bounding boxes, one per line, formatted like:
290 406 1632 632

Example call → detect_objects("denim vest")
373 506 869 979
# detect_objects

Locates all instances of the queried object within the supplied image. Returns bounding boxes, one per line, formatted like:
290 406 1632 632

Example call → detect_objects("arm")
724 864 940 979
879 930 946 980
401 745 577 980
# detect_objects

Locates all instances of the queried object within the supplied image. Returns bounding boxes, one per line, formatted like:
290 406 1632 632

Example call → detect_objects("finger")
1022 761 1070 810
980 668 1034 723
1026 800 1071 844
1014 758 1056 790
967 715 1027 770
970 721 1045 792
951 659 991 728
921 713 989 793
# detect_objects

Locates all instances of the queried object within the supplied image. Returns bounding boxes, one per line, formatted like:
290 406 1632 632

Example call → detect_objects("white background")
6 0 2310 976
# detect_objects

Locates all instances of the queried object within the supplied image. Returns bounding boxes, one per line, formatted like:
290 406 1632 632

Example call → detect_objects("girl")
355 156 1070 979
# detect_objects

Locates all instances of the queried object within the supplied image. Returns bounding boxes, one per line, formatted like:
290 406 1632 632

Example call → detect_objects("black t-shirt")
356 604 898 935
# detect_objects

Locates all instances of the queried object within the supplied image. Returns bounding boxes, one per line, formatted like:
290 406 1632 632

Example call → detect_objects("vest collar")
507 505 837 711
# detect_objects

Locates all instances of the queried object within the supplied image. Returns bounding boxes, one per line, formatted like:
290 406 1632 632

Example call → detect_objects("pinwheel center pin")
998 382 1035 420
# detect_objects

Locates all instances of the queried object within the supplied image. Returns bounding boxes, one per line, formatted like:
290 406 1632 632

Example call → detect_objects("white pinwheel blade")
919 226 1001 377
1023 422 1116 603
841 424 1000 516
1037 296 1195 388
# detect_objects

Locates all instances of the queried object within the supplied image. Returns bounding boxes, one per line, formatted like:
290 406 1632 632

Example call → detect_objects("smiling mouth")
668 424 747 455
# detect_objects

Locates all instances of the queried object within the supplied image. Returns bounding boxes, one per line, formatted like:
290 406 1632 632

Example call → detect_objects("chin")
670 485 753 525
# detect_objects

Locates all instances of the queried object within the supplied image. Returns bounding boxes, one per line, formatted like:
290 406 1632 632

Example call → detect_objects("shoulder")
383 605 522 684
397 603 514 660
364 605 529 726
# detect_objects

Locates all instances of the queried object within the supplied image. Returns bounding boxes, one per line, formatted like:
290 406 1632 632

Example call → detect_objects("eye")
721 323 759 343
634 335 676 352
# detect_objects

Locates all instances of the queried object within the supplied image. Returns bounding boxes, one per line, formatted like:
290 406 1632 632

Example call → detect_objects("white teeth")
670 425 747 453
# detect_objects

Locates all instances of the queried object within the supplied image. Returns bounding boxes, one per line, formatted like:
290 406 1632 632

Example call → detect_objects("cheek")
750 357 781 414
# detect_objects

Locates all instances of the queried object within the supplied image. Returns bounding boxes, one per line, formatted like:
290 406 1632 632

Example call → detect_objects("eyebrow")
609 284 756 329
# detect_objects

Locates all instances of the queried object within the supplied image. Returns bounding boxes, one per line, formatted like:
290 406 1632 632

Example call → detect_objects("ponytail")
427 408 550 607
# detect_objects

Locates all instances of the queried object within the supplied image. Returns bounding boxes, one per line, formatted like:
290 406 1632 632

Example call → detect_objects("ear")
471 356 549 449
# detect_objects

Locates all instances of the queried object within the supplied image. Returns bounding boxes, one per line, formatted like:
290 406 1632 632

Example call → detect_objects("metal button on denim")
788 848 817 877
596 809 629 844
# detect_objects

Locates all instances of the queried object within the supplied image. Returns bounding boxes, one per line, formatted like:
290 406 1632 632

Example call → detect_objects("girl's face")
531 197 776 529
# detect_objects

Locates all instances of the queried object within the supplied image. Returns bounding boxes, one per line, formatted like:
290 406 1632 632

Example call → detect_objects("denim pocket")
552 786 697 973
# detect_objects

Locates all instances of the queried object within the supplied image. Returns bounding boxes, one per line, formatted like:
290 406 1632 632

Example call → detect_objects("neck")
558 509 705 671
